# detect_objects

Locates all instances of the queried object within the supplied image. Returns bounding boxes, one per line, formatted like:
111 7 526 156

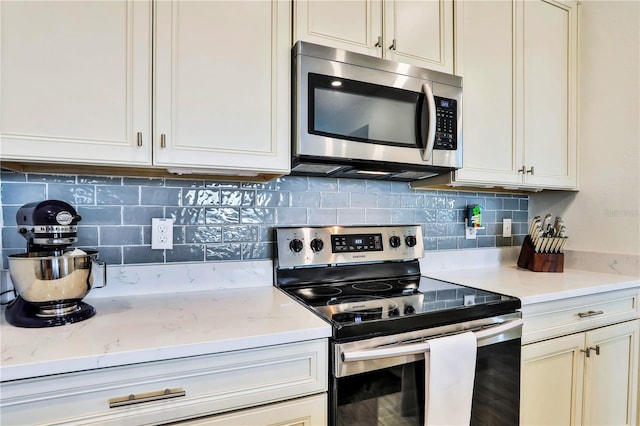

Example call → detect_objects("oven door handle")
341 319 523 363
420 82 437 162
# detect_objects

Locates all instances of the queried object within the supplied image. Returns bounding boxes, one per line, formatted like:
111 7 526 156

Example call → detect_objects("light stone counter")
0 286 331 382
424 265 639 305
2 248 638 383
420 248 640 305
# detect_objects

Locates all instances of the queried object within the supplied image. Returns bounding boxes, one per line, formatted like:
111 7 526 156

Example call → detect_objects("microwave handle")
421 82 437 161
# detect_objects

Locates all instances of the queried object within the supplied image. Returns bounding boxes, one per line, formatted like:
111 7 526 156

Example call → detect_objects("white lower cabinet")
176 394 327 426
0 339 328 426
520 289 640 425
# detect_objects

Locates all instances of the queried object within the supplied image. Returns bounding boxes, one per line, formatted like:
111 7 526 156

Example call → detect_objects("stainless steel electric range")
274 225 522 426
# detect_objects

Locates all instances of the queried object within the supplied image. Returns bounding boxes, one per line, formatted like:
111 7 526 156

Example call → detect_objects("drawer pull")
577 310 604 318
109 388 186 408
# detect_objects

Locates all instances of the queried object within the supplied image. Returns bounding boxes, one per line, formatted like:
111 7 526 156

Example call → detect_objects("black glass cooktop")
281 275 521 342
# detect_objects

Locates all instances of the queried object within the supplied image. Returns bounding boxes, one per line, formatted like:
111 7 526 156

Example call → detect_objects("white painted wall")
530 0 640 256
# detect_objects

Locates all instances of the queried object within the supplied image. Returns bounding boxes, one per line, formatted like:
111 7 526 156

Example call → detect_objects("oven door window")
308 73 426 148
336 361 425 426
332 339 521 426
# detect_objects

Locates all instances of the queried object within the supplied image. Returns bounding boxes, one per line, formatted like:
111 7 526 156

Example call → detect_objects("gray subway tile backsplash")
0 171 529 268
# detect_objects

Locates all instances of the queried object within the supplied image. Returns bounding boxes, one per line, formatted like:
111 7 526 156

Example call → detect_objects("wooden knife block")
517 235 564 272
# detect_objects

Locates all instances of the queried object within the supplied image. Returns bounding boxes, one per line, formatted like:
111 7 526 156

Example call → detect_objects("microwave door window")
309 74 420 148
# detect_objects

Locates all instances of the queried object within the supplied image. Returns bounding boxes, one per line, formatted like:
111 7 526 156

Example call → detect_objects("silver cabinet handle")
136 132 143 147
518 166 526 174
342 319 523 362
577 310 604 318
374 36 382 48
389 39 397 50
581 345 601 358
160 133 166 148
526 166 535 175
109 388 186 408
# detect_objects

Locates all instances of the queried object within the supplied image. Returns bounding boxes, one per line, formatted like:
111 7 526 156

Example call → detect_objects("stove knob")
404 305 416 315
389 235 401 248
405 235 417 247
389 307 400 317
310 238 324 252
289 239 304 253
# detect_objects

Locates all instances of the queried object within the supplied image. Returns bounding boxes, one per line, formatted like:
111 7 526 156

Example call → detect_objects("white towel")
424 331 477 426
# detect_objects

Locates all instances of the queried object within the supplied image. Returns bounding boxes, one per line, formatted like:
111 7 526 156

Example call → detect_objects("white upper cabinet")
384 0 453 73
520 0 577 189
293 0 383 56
0 1 291 178
294 0 453 74
0 0 152 166
453 0 520 186
426 0 577 191
154 1 291 175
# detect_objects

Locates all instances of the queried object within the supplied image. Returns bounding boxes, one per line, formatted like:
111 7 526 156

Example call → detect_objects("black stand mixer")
5 200 107 328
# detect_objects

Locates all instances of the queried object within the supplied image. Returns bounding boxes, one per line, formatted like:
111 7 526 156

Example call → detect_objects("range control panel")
331 233 383 253
275 225 424 268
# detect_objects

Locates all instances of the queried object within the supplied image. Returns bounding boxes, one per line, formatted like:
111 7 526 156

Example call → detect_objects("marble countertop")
0 287 331 382
425 265 640 305
2 249 638 383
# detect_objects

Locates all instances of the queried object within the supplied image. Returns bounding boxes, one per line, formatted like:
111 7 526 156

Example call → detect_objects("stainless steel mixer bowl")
8 250 106 305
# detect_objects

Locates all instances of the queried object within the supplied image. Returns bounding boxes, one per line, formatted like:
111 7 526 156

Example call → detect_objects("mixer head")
16 200 82 252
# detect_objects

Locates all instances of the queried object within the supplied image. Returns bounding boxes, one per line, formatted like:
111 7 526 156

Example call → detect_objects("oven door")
331 313 522 426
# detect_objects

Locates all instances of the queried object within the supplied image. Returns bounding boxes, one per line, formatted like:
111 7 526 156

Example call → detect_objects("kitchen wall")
0 171 529 269
530 1 640 256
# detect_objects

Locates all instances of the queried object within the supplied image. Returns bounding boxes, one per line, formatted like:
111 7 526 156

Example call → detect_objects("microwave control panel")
434 96 457 150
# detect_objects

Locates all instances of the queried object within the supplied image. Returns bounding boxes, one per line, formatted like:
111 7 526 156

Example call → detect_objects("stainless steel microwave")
291 41 463 181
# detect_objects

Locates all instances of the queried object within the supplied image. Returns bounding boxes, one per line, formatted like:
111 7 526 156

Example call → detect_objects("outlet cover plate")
152 218 174 250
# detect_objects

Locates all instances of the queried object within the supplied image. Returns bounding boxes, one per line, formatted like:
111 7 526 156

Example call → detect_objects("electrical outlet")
152 218 173 250
465 227 477 240
503 218 512 238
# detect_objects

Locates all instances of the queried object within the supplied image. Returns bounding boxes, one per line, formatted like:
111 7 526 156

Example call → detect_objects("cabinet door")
384 0 453 73
521 0 577 188
176 393 327 426
453 0 521 186
0 0 152 166
583 320 639 426
521 333 585 425
294 0 382 56
154 0 291 174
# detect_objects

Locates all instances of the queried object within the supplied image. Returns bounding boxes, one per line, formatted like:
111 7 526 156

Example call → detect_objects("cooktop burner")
352 282 394 292
290 278 418 304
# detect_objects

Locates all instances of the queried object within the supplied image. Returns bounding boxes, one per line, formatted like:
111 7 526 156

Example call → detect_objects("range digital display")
331 233 383 253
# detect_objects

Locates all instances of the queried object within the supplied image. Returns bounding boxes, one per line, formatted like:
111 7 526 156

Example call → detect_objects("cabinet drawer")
177 393 327 426
522 289 640 344
0 339 327 426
